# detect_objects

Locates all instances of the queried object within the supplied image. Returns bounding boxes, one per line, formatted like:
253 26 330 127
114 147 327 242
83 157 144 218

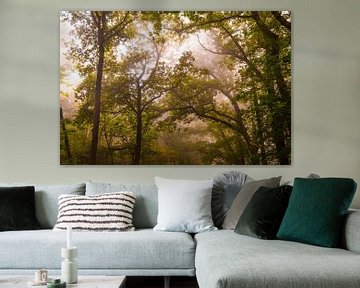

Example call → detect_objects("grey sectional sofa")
0 181 360 288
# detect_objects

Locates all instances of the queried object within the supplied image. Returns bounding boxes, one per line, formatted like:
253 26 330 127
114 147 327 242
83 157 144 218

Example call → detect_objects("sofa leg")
164 276 170 288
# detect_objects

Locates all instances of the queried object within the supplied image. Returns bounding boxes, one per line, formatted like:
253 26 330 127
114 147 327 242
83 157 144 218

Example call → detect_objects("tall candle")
67 225 72 249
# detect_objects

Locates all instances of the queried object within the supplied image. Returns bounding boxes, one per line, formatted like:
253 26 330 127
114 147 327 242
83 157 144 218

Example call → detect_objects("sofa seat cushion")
195 230 360 288
0 229 195 270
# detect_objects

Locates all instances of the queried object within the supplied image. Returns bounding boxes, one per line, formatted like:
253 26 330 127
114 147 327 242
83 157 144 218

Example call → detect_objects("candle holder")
61 247 78 284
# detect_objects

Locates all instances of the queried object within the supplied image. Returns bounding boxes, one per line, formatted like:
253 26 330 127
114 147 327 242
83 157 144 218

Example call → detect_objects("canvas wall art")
60 11 291 165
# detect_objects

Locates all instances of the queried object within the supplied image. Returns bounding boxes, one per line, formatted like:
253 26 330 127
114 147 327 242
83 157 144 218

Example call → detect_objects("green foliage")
60 11 291 165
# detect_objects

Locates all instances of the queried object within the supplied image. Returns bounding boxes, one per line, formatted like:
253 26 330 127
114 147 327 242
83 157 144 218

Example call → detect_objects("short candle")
67 225 72 249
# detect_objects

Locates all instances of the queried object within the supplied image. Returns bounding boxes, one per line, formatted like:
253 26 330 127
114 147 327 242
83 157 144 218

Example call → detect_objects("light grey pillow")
222 177 281 230
0 183 85 228
153 177 217 233
86 181 158 229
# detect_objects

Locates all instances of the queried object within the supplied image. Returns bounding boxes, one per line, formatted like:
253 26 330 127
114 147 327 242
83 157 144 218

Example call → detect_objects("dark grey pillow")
212 171 251 228
235 185 292 239
0 186 41 231
223 177 282 230
0 183 86 228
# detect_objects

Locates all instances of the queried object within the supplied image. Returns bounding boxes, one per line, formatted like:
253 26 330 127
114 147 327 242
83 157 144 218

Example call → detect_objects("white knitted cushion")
53 192 135 231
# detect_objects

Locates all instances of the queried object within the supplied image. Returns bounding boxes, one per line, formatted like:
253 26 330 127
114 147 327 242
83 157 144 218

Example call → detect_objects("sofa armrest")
342 209 360 253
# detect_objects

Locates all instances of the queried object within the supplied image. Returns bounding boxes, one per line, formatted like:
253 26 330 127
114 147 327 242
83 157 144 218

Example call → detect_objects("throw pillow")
212 171 251 228
0 186 41 231
0 182 86 228
277 178 357 247
53 192 136 231
153 177 217 233
86 181 158 229
234 185 293 239
222 176 281 230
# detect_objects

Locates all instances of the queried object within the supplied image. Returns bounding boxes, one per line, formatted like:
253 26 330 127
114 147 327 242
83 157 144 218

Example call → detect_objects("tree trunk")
251 12 291 164
133 87 142 165
221 91 260 164
252 95 267 165
89 13 106 165
60 107 72 160
133 112 142 165
103 124 114 164
272 111 290 165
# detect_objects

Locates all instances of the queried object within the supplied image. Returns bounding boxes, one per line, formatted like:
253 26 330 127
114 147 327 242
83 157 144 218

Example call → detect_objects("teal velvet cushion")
235 185 292 239
277 178 357 247
0 186 41 231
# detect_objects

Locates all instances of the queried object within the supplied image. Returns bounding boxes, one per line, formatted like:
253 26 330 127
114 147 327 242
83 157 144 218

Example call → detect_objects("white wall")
0 0 359 208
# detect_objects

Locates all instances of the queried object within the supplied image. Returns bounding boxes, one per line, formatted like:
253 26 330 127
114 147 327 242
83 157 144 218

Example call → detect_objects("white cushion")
53 192 135 231
153 177 217 233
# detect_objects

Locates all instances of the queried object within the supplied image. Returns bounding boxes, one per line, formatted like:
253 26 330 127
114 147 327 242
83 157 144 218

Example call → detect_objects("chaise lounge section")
195 214 360 288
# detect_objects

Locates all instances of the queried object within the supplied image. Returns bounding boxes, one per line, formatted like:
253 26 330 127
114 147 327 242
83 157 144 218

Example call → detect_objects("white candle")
67 225 72 249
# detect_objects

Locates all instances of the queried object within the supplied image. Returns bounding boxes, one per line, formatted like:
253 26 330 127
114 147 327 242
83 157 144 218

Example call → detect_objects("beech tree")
163 11 291 164
63 11 137 164
105 45 169 164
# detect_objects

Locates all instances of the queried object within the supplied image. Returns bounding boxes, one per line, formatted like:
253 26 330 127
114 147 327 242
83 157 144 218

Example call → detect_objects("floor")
126 276 199 288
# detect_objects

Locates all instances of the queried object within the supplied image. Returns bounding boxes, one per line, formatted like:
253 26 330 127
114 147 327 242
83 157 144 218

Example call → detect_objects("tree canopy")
60 11 291 165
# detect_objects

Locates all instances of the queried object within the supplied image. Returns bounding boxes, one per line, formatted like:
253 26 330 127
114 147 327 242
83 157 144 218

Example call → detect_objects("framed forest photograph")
60 11 291 165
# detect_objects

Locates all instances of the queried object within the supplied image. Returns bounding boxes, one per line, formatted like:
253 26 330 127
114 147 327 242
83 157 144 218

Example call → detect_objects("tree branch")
141 92 165 112
175 13 251 33
104 11 133 42
90 11 100 26
271 11 291 31
196 35 230 56
136 60 148 84
220 25 265 81
140 44 163 89
251 12 278 41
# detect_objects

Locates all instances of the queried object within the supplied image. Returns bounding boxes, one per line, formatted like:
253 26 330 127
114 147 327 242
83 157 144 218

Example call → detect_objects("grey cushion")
212 171 251 228
0 229 195 271
154 177 216 233
222 177 281 229
195 230 360 288
85 182 158 229
0 183 85 228
342 209 360 253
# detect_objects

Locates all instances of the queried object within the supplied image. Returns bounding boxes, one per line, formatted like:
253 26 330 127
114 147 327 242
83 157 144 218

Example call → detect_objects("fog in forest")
60 11 291 165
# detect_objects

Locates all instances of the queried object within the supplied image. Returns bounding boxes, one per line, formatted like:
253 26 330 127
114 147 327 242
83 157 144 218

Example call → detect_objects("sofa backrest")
86 181 158 229
0 183 86 228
